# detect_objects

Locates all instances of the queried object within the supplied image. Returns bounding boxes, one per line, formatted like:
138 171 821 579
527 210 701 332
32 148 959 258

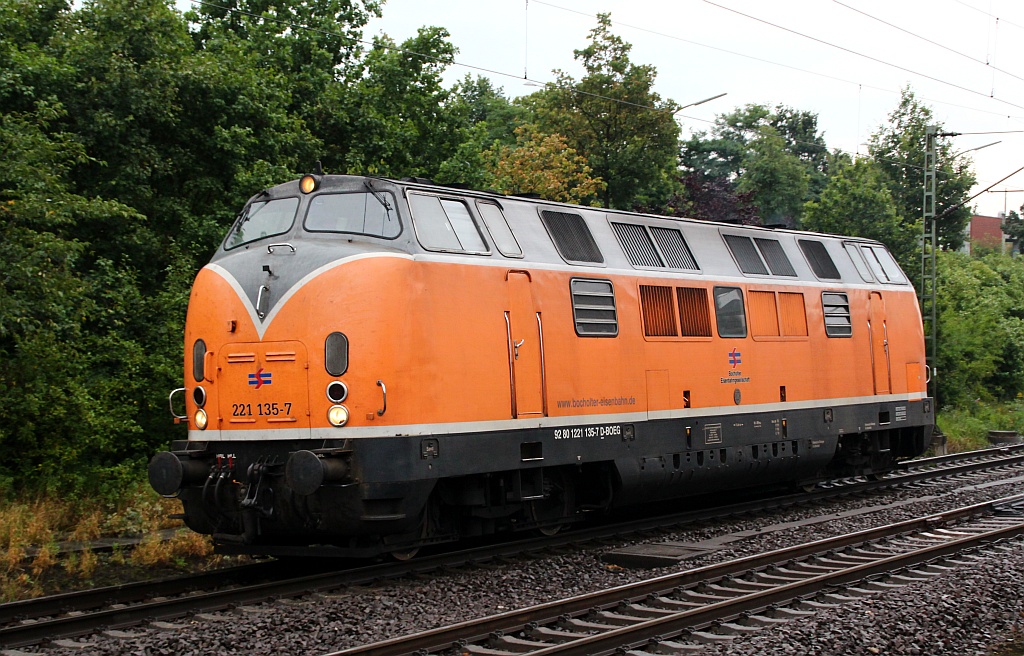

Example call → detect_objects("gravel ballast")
33 467 1024 656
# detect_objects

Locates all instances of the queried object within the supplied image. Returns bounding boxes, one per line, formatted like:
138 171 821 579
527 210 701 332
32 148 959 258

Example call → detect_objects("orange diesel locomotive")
149 174 933 557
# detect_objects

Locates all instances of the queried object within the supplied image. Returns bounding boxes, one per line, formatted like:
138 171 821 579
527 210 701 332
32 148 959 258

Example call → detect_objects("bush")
938 401 1024 452
937 251 1024 408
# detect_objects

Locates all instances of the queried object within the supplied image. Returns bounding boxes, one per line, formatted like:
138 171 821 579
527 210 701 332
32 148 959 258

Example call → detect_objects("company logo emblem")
248 368 272 389
728 349 742 368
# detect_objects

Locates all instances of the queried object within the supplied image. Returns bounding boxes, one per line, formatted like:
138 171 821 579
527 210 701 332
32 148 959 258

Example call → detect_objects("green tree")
0 104 147 494
189 0 381 115
735 127 809 226
315 27 461 179
868 86 975 251
936 251 1024 407
531 13 680 210
483 124 605 204
1002 209 1024 255
0 0 322 493
681 103 830 199
434 76 531 188
803 158 918 272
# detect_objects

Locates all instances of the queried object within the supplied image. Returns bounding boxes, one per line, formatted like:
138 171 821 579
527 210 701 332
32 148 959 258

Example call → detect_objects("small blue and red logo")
248 368 272 389
728 349 742 368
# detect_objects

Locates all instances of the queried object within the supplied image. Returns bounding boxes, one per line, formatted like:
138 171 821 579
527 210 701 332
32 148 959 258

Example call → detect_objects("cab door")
506 271 545 417
868 292 891 395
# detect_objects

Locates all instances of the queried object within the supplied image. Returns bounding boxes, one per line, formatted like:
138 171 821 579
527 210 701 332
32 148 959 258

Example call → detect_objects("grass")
0 483 224 602
937 400 1024 453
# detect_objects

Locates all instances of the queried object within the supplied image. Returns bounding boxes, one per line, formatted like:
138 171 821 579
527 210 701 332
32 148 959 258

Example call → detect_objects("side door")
505 271 546 417
868 292 891 395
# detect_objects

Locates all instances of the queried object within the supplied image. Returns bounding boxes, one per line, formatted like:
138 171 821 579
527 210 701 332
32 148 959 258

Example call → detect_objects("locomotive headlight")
194 408 209 430
327 404 350 427
300 174 319 194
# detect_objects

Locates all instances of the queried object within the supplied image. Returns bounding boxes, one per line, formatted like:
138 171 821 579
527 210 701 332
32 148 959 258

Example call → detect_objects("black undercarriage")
155 398 933 558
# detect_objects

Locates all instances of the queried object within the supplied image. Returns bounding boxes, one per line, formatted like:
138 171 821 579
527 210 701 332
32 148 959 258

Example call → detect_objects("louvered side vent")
541 211 604 263
651 227 699 270
748 291 780 337
612 223 662 267
822 291 853 337
754 238 797 276
724 235 769 275
779 292 808 336
640 285 677 336
676 287 712 337
571 279 618 336
800 239 842 280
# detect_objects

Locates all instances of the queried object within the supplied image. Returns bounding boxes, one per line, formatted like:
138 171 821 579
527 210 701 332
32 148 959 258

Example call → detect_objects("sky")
361 0 1024 218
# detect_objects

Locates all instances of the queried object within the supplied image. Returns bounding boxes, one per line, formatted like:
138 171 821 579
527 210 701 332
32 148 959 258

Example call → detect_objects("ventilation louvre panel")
724 235 769 275
677 287 712 337
800 239 842 280
612 223 662 267
640 285 677 336
754 238 797 276
541 211 604 263
651 227 699 270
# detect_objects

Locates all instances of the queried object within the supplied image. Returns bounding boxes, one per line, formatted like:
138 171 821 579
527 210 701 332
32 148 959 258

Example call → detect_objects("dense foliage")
0 0 1012 496
936 251 1024 408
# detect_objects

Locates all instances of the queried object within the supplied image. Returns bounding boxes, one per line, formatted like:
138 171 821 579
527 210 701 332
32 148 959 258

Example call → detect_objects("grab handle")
267 242 295 254
169 388 186 420
376 380 387 416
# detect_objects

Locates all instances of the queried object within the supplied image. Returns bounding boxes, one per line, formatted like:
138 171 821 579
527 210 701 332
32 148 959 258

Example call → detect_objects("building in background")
963 213 1010 255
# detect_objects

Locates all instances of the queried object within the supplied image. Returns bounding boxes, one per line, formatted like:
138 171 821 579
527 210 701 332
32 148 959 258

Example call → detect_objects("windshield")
304 191 400 239
225 197 299 250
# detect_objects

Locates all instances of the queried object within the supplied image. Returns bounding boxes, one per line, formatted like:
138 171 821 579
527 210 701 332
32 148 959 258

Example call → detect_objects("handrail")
168 388 186 420
376 380 387 416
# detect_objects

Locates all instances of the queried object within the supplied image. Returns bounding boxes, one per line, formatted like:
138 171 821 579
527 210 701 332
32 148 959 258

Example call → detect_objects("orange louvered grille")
640 285 677 337
748 291 780 337
779 292 808 336
676 287 712 337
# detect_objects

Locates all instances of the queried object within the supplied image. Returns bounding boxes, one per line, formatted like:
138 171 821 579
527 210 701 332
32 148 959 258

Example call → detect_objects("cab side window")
714 286 747 338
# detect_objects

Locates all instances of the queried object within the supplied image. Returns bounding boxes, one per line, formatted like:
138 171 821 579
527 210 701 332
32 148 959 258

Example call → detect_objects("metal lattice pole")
921 126 938 405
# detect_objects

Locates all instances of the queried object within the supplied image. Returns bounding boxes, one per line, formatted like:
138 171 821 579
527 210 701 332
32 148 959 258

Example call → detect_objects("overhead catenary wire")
532 0 1017 120
199 0 1024 127
702 0 1024 112
954 0 1024 32
194 0 1008 188
832 0 1024 84
934 162 1024 219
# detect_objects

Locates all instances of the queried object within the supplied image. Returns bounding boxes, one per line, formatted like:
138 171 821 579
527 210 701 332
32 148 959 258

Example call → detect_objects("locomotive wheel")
529 470 574 536
388 493 440 561
389 546 419 561
537 523 563 537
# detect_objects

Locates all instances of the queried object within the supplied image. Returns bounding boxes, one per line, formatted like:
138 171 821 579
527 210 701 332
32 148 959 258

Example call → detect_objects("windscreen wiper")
364 180 393 221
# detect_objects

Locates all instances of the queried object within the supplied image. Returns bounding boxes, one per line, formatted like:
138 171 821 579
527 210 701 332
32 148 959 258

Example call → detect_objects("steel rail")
0 560 285 626
326 494 1024 656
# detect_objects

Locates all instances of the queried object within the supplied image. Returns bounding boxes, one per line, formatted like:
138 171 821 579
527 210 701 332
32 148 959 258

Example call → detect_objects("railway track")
2 444 1022 651
327 494 1024 656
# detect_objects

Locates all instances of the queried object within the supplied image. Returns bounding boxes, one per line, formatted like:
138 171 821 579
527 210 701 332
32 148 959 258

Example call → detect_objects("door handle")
514 339 525 360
